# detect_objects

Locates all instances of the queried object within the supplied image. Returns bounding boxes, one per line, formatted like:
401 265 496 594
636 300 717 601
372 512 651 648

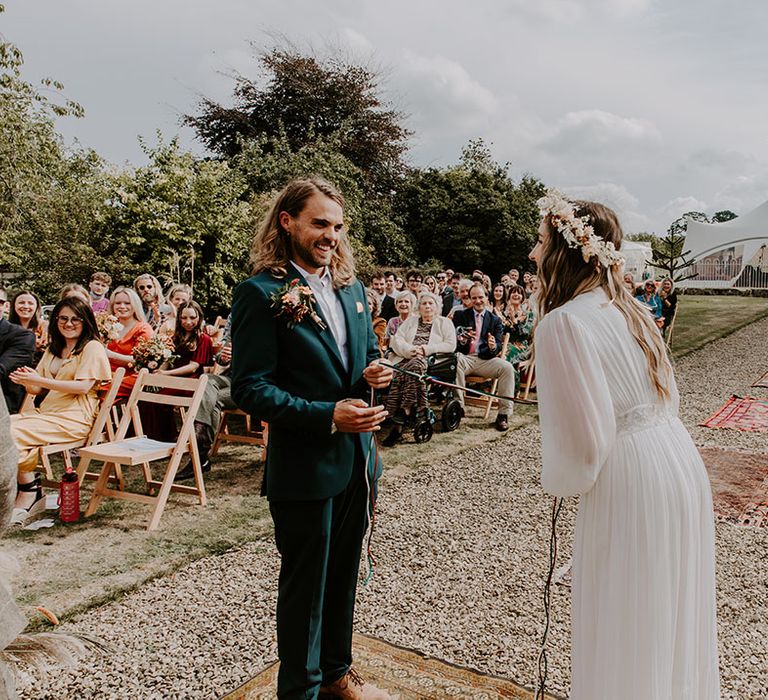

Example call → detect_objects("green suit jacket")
231 267 381 501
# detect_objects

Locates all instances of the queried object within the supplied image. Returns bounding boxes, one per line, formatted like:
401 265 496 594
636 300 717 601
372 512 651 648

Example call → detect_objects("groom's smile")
280 191 344 275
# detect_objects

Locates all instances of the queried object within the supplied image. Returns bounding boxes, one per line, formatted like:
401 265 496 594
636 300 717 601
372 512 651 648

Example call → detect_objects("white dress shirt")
291 261 349 371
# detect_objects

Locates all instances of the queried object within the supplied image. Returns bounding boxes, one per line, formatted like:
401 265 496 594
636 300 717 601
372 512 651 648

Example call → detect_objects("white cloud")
660 196 709 220
541 110 660 153
561 182 651 232
340 27 374 55
713 174 768 215
400 50 498 119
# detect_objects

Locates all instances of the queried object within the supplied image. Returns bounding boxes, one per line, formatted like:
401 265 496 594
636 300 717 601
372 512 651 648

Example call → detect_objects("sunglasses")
138 284 154 291
58 315 83 325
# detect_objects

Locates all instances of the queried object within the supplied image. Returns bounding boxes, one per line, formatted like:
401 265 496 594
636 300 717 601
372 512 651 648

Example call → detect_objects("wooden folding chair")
79 369 209 531
465 335 510 418
210 409 268 457
24 368 126 488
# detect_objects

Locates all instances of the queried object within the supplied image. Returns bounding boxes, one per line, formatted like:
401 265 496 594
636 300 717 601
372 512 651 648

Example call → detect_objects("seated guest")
8 291 47 361
380 271 398 322
405 269 423 297
385 291 416 342
659 277 678 336
453 283 515 431
436 271 448 296
623 272 638 295
447 279 474 319
9 297 110 523
383 292 456 446
133 274 171 332
490 283 509 322
442 273 462 316
176 325 236 482
159 301 213 379
482 274 493 294
636 280 663 324
0 317 35 413
145 300 214 443
0 288 9 319
365 288 387 356
104 287 153 399
370 271 387 304
58 283 91 305
524 274 537 297
504 285 535 369
424 275 437 294
158 283 193 336
395 276 404 291
88 271 112 314
508 268 520 286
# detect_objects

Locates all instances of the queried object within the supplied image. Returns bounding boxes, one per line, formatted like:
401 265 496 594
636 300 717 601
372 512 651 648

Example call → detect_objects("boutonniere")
271 278 327 330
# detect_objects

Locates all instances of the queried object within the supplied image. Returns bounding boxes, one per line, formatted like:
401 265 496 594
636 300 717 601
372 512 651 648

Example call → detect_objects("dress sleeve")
191 333 214 368
535 310 616 497
74 340 112 382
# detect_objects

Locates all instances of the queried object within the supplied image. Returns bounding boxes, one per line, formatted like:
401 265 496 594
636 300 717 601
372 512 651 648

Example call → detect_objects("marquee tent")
681 200 768 288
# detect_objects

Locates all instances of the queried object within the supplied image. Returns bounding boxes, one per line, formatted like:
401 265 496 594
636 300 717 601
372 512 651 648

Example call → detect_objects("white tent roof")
685 200 768 261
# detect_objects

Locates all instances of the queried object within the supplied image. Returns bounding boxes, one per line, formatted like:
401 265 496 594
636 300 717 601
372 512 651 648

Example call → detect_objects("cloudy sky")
4 0 767 234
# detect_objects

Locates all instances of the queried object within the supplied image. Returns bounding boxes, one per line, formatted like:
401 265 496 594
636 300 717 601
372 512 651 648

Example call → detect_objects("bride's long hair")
535 201 671 400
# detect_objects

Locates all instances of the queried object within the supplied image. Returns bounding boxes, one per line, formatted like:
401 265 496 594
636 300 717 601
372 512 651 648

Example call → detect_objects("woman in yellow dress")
9 296 111 524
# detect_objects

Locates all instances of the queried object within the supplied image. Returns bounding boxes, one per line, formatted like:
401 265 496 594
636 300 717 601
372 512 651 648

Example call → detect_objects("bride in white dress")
531 191 720 700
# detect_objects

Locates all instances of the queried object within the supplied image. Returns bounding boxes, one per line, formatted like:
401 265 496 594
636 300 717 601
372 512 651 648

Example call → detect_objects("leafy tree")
711 210 738 223
396 140 544 277
0 5 109 299
652 212 707 282
184 47 410 195
105 137 254 312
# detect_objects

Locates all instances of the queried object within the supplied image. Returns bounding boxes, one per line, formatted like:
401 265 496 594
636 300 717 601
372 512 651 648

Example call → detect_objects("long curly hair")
250 176 356 289
535 201 671 400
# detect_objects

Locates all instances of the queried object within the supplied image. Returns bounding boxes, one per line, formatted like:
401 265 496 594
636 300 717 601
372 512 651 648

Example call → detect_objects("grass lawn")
669 294 768 358
7 292 765 629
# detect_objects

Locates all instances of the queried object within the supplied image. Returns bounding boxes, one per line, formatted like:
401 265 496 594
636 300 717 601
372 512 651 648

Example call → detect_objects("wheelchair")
403 352 464 444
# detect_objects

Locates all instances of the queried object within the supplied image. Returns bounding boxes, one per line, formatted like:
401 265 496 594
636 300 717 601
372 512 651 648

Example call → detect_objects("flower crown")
537 189 625 268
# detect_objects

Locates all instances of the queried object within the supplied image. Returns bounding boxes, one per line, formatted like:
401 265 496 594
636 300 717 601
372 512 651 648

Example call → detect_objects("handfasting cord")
378 360 538 406
535 496 564 700
361 386 380 586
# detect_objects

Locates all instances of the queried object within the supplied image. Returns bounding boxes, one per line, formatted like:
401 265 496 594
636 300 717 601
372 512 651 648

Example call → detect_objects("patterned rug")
700 395 768 432
751 370 768 390
219 633 563 699
700 447 768 527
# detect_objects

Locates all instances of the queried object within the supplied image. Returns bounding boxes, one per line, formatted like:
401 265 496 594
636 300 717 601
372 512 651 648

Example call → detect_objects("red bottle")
59 466 80 523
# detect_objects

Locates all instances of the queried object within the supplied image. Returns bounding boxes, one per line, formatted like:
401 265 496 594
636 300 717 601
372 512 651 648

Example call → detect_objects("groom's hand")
363 359 393 389
333 399 388 433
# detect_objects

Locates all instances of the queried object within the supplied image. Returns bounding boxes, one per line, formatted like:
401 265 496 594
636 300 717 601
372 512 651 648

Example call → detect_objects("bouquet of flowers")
95 312 123 344
271 278 326 330
131 335 177 371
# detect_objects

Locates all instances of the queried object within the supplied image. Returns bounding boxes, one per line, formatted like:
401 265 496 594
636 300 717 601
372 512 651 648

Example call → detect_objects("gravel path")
17 318 768 700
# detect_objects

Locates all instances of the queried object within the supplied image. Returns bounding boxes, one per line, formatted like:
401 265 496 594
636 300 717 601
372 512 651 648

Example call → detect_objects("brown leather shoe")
319 668 395 699
494 414 509 431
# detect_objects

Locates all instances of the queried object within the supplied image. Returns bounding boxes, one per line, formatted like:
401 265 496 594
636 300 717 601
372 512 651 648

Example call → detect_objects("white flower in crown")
537 188 625 268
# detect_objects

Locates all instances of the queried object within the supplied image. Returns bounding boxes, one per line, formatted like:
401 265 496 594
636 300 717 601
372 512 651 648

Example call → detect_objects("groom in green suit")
231 177 394 700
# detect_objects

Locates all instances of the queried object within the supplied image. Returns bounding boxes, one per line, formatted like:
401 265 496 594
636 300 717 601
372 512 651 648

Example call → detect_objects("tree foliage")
653 212 707 282
184 47 410 194
105 137 254 312
396 140 544 278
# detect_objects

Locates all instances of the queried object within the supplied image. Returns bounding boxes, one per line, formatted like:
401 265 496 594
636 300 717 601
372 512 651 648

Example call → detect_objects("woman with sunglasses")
8 297 111 524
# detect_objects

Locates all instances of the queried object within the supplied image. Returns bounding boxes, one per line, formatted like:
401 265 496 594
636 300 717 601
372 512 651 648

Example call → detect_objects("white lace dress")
536 288 720 700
